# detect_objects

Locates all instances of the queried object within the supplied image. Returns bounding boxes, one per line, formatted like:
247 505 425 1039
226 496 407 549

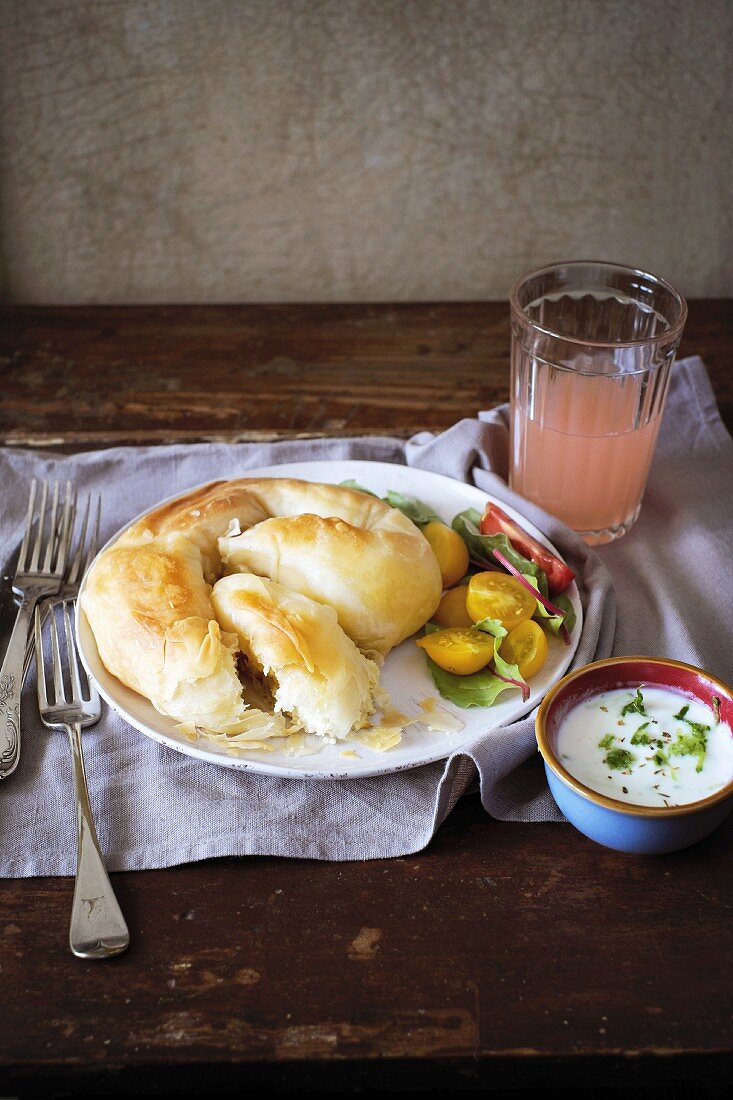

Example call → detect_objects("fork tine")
61 602 83 702
33 606 49 710
17 479 37 573
29 480 49 572
59 486 77 547
49 604 66 704
65 494 90 588
42 481 61 572
53 481 75 575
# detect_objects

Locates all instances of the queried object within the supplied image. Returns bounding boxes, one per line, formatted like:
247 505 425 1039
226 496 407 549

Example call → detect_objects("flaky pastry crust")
81 478 442 740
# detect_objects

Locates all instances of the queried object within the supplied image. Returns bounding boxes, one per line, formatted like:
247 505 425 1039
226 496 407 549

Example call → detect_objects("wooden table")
1 301 731 1096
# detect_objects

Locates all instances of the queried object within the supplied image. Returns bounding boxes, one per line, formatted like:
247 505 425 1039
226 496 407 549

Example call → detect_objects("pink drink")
509 265 686 545
511 367 663 539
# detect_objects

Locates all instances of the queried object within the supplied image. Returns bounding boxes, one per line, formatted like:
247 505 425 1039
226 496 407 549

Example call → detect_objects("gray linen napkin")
0 356 728 874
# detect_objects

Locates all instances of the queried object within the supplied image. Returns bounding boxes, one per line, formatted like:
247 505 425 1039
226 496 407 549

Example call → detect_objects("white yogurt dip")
556 686 733 807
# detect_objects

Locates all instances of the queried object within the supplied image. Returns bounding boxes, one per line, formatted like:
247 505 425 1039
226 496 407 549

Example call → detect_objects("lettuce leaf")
339 481 440 527
521 574 576 637
475 617 529 700
339 479 380 497
421 619 528 706
451 509 549 596
546 594 576 637
383 490 441 527
421 656 521 709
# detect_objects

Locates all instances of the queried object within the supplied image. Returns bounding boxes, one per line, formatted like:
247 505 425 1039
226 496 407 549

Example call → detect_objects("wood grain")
2 800 732 1093
1 301 731 447
0 300 731 1093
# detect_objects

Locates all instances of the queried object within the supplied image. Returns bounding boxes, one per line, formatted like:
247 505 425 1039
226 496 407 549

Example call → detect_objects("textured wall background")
0 0 730 304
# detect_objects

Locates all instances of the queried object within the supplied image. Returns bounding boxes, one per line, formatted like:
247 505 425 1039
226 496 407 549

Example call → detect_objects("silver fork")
34 600 130 960
0 480 74 780
22 493 101 685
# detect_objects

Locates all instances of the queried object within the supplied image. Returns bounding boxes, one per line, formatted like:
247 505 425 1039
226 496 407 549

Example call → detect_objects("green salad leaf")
451 509 549 596
548 594 576 636
421 656 521 709
382 490 441 527
475 616 507 640
474 617 528 696
339 479 380 498
420 619 528 707
521 574 576 637
339 481 440 527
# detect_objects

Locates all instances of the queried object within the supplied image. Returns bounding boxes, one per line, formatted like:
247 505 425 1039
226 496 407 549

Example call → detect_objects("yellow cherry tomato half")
422 521 470 588
416 627 493 676
433 584 474 629
466 572 537 631
500 619 549 680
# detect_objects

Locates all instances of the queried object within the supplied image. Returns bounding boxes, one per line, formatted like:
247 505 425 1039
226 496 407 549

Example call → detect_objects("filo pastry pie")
211 573 380 742
80 477 442 746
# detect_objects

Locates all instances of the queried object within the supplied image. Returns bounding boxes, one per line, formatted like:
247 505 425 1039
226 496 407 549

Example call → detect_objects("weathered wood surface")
0 301 732 1094
2 802 732 1094
1 301 731 446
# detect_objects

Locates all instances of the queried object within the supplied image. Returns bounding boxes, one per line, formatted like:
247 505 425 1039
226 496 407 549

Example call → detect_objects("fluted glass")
509 261 687 545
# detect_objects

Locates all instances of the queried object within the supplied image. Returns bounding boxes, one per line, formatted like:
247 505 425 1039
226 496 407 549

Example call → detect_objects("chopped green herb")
652 747 669 767
681 720 707 738
670 725 709 773
669 706 711 772
630 722 651 746
598 733 615 749
604 748 636 770
621 689 647 717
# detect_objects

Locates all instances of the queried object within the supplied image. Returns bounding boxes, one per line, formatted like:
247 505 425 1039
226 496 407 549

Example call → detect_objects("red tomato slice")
479 503 575 594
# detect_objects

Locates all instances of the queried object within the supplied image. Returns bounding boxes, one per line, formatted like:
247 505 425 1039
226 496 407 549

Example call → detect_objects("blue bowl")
536 656 733 855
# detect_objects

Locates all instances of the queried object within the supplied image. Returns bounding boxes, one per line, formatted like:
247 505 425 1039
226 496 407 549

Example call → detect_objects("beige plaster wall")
0 0 730 304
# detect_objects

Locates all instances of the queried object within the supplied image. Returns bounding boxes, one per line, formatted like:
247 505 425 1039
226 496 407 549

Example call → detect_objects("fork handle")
0 596 36 780
67 721 130 959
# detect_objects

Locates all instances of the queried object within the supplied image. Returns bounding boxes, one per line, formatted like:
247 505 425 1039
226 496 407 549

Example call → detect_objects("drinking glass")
509 261 687 545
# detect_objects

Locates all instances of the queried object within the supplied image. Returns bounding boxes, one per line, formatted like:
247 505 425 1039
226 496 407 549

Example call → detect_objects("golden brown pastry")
80 531 256 735
80 477 442 741
211 573 379 741
219 510 441 657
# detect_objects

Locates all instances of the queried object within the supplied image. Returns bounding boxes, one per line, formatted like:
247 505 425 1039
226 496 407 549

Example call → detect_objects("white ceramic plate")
76 460 582 779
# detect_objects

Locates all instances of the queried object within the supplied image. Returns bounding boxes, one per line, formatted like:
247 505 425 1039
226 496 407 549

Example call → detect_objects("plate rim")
75 459 583 780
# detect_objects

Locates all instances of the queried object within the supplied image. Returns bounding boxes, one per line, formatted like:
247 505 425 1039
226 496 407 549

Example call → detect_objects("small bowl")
536 656 733 854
